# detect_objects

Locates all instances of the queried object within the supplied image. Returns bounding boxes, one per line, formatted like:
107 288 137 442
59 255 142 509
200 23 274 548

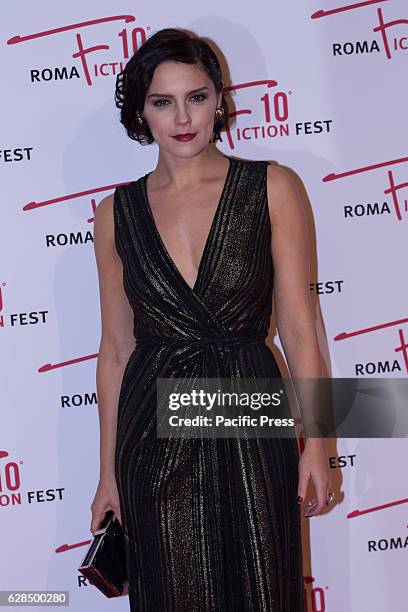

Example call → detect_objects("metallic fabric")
113 156 305 611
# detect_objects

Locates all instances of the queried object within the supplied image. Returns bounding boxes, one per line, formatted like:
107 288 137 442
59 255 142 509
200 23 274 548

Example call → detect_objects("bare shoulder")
265 162 304 225
95 192 114 221
93 192 116 254
266 163 296 192
94 192 114 231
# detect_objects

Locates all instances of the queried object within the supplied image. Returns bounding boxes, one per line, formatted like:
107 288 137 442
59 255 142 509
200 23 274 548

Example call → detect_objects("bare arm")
266 163 331 516
266 164 322 379
93 193 135 480
267 163 324 436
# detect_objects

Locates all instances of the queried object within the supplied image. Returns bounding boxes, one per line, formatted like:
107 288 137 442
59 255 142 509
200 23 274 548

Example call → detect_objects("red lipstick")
171 133 197 142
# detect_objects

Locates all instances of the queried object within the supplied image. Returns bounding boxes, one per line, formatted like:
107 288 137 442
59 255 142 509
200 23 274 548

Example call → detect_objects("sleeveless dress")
113 156 305 611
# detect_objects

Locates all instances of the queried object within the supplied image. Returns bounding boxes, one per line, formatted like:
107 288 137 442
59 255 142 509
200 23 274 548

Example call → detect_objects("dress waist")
134 330 268 348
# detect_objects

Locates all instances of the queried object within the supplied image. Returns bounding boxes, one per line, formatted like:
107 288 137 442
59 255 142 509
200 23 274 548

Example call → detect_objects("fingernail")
296 495 303 504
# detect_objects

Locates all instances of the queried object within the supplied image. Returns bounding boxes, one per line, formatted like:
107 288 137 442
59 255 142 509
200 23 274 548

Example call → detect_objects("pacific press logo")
311 0 407 60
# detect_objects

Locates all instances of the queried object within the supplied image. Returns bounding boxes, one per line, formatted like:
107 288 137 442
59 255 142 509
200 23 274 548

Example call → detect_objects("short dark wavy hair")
114 28 229 145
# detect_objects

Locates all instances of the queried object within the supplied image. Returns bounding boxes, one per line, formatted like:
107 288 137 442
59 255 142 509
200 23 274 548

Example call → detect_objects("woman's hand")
90 477 129 596
90 475 122 533
297 439 332 517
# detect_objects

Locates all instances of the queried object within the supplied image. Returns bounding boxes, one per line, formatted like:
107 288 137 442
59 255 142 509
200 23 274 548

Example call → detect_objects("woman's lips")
171 133 197 142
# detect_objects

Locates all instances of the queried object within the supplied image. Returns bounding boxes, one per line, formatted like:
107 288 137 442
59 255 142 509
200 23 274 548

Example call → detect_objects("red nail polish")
296 495 303 504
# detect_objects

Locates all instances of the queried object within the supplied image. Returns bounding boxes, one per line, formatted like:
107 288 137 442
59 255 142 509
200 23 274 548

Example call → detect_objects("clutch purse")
78 510 128 598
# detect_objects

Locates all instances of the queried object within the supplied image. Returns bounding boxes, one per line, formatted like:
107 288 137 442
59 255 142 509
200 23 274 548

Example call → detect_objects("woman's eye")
190 94 206 102
152 94 206 107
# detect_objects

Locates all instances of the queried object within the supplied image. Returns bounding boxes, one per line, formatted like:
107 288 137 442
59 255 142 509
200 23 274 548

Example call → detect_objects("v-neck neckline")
141 155 233 296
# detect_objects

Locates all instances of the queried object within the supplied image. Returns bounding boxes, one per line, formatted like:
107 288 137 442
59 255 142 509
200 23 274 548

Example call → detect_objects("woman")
90 27 332 611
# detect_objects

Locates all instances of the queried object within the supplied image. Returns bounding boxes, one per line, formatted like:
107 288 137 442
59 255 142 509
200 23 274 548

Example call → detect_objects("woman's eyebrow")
147 86 209 98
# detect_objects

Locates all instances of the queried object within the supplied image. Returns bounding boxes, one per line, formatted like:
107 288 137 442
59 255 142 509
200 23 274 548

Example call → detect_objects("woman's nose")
175 104 191 125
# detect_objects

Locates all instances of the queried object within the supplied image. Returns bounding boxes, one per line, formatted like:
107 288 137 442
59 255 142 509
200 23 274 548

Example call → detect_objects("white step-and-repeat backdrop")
1 1 407 610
